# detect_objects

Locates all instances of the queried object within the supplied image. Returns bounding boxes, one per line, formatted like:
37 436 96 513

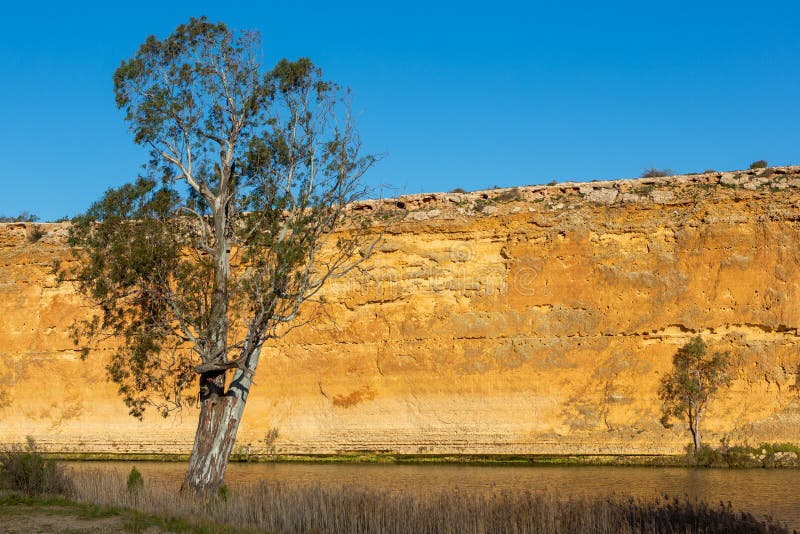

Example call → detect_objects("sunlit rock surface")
2 167 800 455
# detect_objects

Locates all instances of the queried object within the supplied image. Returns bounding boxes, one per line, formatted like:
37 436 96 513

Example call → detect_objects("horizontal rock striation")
2 167 800 455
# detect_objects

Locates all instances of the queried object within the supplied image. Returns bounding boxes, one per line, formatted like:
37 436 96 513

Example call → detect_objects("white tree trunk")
691 412 702 455
181 347 262 493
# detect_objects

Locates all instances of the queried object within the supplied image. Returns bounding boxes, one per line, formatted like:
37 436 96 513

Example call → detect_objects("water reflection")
67 462 800 530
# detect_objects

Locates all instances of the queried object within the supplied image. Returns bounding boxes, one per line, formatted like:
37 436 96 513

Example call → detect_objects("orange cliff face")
2 167 800 456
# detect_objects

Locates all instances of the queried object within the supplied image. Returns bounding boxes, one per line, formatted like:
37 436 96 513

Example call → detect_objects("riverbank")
46 451 685 465
5 455 800 532
42 447 800 468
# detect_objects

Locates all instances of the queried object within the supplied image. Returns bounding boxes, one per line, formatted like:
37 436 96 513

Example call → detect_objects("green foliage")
759 442 800 455
126 466 144 494
449 187 467 193
658 336 732 454
692 444 725 467
0 438 73 496
749 159 768 169
0 211 39 222
641 168 673 178
59 17 383 422
63 178 193 418
233 444 253 462
27 224 45 243
722 447 762 468
694 440 800 468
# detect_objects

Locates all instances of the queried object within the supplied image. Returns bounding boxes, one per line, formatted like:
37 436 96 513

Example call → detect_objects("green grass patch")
0 493 261 533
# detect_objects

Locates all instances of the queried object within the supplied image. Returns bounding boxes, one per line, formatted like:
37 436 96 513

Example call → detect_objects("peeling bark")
181 348 261 494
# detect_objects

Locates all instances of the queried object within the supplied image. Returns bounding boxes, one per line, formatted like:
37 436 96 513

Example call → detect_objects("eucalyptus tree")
658 336 732 455
62 17 383 493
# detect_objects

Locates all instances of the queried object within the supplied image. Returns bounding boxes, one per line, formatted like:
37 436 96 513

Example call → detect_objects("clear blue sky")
1 1 798 220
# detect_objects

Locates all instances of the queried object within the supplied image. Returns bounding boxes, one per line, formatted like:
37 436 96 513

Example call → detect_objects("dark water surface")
68 462 800 530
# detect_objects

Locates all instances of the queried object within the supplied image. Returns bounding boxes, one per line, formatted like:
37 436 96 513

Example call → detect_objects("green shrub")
0 438 73 496
449 187 467 194
722 447 761 468
692 444 725 467
27 225 45 243
760 442 800 455
749 160 768 169
641 168 673 178
126 466 144 494
713 441 800 468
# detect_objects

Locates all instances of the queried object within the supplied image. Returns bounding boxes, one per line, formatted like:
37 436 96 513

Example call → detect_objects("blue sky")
1 1 798 220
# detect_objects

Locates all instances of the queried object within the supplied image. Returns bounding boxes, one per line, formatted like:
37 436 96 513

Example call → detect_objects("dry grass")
66 468 792 534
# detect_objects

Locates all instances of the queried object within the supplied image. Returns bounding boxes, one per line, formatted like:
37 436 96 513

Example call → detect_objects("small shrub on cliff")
0 437 73 496
27 224 45 243
641 168 674 178
749 159 768 169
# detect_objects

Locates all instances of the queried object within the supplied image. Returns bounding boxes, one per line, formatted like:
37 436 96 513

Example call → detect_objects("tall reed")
67 468 792 533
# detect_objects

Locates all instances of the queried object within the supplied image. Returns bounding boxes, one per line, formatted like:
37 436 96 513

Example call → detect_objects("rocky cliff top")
347 166 800 221
4 166 799 235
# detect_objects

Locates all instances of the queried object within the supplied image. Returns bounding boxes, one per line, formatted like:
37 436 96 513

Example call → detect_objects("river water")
68 462 800 530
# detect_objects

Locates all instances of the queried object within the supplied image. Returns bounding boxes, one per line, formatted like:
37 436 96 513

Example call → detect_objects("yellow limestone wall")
2 167 800 456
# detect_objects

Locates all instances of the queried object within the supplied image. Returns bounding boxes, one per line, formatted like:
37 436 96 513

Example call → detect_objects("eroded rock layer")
2 167 800 455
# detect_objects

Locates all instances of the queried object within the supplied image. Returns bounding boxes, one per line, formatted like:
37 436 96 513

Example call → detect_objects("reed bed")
67 468 792 533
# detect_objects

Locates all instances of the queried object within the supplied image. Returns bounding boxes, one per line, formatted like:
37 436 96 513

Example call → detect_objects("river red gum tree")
62 18 383 493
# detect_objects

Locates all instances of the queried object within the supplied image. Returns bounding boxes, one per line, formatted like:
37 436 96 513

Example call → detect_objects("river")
67 461 800 530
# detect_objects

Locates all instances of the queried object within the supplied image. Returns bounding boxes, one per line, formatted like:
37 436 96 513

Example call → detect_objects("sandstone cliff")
2 167 800 456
